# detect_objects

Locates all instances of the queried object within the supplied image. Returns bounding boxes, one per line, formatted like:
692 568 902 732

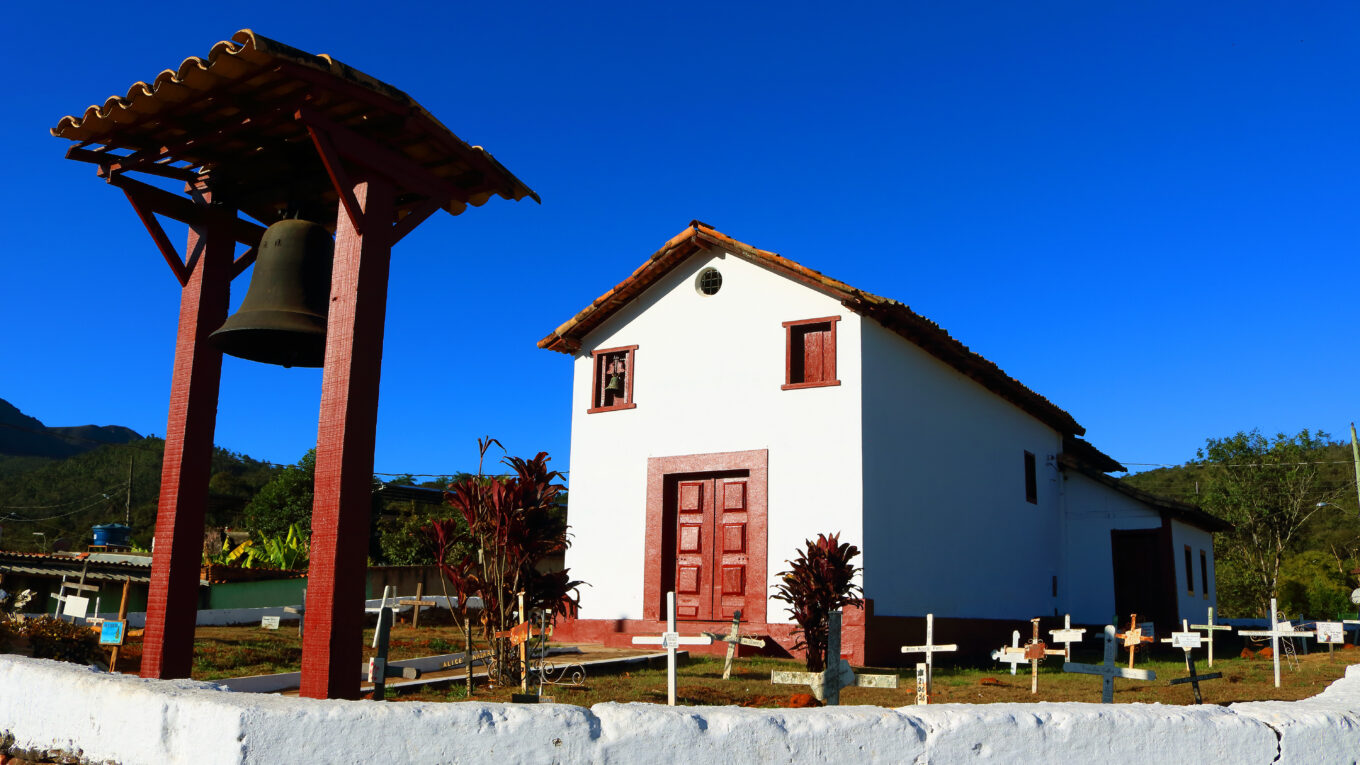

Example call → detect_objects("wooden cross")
631 591 713 705
1238 597 1315 688
50 578 98 622
399 582 437 629
366 605 420 701
899 613 957 703
1160 619 1222 704
1115 613 1153 668
770 609 897 704
107 579 132 673
1020 618 1066 694
991 629 1025 676
1190 606 1231 668
1048 614 1086 661
1063 624 1156 703
702 610 766 680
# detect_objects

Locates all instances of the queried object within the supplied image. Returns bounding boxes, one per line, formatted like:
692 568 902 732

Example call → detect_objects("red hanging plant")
772 533 863 672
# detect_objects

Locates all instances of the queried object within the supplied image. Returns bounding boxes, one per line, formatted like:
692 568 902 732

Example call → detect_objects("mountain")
0 398 141 459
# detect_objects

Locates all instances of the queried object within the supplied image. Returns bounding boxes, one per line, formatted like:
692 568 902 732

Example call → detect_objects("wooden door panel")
721 523 746 553
674 480 713 620
716 479 751 620
679 524 702 553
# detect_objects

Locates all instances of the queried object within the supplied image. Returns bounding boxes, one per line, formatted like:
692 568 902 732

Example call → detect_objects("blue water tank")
92 523 131 548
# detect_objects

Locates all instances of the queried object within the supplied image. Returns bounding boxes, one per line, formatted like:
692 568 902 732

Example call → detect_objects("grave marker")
1315 621 1344 659
260 615 281 630
1190 606 1232 667
1048 614 1086 661
631 591 712 706
399 583 437 629
770 610 897 704
1021 618 1066 694
98 620 127 647
366 605 419 701
107 579 132 673
1115 613 1153 668
991 630 1025 675
1063 624 1156 703
284 587 305 636
1168 652 1222 704
702 609 766 680
899 613 957 703
1238 598 1315 688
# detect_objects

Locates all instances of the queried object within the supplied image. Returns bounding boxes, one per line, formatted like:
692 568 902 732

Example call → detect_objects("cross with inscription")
1063 624 1157 703
899 613 957 703
1048 614 1086 661
1161 619 1221 704
702 609 766 680
1115 613 1153 668
399 582 438 629
1190 606 1231 668
632 591 713 705
991 629 1025 676
771 609 899 705
366 605 420 701
1021 618 1066 694
1238 597 1315 688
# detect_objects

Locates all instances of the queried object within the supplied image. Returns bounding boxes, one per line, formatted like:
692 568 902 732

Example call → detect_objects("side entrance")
644 450 768 625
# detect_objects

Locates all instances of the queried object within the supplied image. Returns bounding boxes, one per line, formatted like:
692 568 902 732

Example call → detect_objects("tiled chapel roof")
539 221 1086 437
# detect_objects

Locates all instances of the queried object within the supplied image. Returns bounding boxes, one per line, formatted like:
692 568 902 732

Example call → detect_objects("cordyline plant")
424 438 583 687
772 533 863 672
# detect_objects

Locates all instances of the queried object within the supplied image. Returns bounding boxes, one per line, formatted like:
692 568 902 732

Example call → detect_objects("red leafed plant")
772 533 863 672
424 438 583 686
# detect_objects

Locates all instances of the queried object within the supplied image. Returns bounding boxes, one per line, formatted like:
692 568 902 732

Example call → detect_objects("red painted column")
299 178 396 699
141 200 233 679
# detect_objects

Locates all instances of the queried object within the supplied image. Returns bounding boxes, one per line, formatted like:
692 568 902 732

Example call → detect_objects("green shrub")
20 617 100 664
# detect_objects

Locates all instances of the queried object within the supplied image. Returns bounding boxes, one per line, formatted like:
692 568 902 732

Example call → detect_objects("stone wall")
2 656 1357 764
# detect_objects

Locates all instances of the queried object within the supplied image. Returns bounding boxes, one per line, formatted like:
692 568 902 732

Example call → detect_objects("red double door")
672 475 752 621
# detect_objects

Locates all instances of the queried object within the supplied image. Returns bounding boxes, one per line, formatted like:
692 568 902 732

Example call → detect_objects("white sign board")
662 632 680 650
64 595 89 619
1051 629 1085 643
1316 621 1345 644
260 615 281 630
1171 632 1202 649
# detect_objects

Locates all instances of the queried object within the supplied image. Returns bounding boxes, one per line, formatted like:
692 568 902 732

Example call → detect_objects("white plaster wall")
564 248 862 623
858 319 1065 619
7 655 1360 764
1061 471 1163 624
1170 519 1217 625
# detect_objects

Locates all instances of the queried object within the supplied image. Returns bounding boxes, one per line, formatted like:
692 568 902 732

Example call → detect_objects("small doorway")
1110 528 1175 628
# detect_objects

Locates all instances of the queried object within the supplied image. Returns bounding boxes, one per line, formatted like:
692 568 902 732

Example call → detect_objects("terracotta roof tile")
540 221 1085 436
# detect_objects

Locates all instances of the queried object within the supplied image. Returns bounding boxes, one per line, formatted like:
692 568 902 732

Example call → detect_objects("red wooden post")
140 196 233 679
299 178 396 699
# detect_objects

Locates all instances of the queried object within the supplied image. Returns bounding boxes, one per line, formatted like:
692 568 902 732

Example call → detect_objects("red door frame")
644 449 768 625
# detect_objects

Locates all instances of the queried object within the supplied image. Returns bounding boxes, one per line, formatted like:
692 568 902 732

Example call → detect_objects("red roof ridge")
539 222 1085 436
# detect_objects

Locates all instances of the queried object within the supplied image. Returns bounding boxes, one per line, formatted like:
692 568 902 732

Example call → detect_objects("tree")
242 450 316 539
771 533 863 672
424 439 582 686
1198 429 1342 616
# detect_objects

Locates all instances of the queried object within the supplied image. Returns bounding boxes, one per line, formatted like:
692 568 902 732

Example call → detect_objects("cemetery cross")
991 629 1025 676
1162 619 1221 704
1048 614 1086 661
702 609 766 680
399 582 437 629
1190 606 1231 668
631 591 713 705
1063 624 1157 703
899 613 957 703
1023 618 1066 694
770 609 898 704
1238 597 1315 688
366 605 420 701
1115 613 1153 668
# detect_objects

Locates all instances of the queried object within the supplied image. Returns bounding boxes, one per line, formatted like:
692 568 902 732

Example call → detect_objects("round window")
696 267 723 296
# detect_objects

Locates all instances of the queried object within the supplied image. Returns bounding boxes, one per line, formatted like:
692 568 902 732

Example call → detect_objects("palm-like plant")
772 533 863 672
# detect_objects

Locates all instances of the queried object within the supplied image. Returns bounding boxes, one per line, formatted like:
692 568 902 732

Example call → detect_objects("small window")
782 316 840 390
696 267 723 296
1023 451 1037 504
1184 545 1195 595
1200 550 1209 598
588 345 637 413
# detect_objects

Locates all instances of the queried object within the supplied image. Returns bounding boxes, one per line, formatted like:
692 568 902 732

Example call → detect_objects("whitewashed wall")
1170 519 1216 625
564 248 863 623
1060 471 1163 623
4 656 1359 764
859 320 1065 620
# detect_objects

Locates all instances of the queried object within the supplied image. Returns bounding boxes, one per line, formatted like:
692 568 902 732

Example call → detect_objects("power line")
0 482 129 511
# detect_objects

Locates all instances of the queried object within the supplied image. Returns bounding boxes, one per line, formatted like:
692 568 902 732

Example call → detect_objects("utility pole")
125 454 134 525
1350 423 1359 521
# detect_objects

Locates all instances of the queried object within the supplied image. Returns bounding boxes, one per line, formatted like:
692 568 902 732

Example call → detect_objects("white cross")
1190 606 1232 667
1048 614 1086 661
899 613 957 703
1238 597 1315 688
702 609 766 680
991 630 1024 675
1063 624 1157 703
632 591 712 705
770 609 897 704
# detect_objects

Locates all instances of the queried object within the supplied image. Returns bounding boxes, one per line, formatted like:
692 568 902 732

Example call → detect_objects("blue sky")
2 2 1356 482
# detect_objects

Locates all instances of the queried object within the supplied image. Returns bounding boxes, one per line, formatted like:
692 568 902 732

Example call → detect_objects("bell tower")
51 30 537 699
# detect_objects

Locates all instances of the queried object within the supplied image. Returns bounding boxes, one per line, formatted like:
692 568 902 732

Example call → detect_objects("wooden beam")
231 246 258 280
296 106 460 206
121 185 187 286
303 123 364 236
390 198 442 245
102 174 265 248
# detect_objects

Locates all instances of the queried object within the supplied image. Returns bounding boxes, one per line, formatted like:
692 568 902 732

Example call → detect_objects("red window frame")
588 345 637 413
782 316 840 390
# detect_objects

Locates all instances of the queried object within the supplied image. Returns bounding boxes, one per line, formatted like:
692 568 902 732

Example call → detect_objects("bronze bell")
604 374 624 394
211 218 334 367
